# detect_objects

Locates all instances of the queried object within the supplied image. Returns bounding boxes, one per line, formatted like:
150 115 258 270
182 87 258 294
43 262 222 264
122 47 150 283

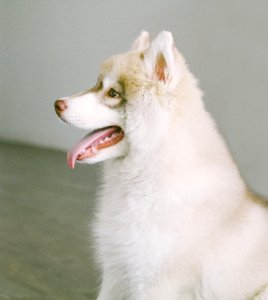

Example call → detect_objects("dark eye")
108 88 120 98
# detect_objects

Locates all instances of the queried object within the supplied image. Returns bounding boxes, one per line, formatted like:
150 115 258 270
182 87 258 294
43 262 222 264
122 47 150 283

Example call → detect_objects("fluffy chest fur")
94 156 268 299
95 158 203 296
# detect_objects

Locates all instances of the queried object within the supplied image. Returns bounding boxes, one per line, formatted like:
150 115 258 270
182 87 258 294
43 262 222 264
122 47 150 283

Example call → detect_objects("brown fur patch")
100 52 148 103
247 190 268 208
77 80 103 96
89 80 103 93
118 75 139 98
250 285 268 299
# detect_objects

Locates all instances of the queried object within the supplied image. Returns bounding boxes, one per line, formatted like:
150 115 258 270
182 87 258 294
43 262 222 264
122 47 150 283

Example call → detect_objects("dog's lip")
67 126 124 168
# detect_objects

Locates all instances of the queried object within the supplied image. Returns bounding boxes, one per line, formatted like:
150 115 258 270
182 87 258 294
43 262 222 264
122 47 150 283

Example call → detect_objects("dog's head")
54 31 192 168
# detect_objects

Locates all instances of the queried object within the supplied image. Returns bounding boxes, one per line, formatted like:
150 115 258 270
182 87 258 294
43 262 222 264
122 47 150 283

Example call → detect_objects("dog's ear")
132 31 150 51
143 31 180 87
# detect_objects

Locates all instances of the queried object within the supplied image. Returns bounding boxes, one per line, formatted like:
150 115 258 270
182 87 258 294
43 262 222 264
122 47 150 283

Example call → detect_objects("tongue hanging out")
67 126 124 169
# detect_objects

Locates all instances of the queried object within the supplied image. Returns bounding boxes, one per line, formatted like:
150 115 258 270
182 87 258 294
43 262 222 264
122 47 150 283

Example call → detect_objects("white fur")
132 31 150 51
59 92 122 130
55 31 268 299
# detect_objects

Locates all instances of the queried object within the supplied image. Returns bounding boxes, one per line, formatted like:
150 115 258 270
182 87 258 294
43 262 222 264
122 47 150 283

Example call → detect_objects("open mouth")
67 126 124 168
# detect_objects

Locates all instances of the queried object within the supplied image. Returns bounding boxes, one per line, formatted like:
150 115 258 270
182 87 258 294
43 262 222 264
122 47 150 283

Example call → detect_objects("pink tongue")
67 127 117 169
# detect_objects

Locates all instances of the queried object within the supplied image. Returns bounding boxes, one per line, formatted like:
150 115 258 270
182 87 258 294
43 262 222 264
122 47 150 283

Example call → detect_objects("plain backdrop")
0 0 267 196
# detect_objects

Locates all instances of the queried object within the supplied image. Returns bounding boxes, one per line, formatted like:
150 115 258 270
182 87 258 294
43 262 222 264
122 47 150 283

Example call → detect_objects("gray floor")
0 141 100 299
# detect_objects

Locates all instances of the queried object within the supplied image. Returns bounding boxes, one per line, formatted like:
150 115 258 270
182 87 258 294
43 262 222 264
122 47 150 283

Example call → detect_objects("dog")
54 31 268 299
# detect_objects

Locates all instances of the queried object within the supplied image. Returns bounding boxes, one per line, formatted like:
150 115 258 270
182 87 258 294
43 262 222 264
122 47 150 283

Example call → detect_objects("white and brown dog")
55 31 268 299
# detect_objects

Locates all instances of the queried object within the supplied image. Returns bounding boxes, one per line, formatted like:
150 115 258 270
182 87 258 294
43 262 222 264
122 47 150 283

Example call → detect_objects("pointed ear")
143 31 180 87
132 31 150 51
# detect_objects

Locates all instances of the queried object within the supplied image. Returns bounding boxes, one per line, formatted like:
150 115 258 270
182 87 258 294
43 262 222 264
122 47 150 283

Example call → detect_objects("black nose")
54 99 67 116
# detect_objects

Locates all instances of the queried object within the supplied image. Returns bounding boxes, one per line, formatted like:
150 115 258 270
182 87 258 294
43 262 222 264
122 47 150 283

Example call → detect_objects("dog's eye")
108 88 120 98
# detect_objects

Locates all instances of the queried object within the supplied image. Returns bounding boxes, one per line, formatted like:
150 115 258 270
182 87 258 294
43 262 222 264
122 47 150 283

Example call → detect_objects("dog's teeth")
104 137 109 142
111 133 118 138
100 140 105 144
91 146 97 154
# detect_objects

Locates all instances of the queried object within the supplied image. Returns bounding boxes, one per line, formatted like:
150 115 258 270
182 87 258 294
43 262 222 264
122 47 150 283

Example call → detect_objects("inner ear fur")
155 53 167 83
143 31 180 87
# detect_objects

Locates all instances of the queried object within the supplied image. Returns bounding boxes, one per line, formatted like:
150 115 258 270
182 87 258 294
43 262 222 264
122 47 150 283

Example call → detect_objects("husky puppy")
54 31 268 300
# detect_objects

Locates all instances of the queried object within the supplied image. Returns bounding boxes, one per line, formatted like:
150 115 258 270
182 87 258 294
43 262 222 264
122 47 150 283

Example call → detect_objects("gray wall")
1 0 267 196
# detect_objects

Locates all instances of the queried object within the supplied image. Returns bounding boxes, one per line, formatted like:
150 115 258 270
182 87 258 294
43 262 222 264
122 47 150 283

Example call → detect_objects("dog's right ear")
142 31 181 89
132 31 150 51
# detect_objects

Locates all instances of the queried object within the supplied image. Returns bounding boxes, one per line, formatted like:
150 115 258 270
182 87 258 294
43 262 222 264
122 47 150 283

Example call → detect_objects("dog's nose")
54 99 67 115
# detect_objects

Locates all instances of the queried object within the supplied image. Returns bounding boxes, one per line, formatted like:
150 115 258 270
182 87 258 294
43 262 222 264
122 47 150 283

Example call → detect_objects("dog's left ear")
132 31 150 51
143 31 180 88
